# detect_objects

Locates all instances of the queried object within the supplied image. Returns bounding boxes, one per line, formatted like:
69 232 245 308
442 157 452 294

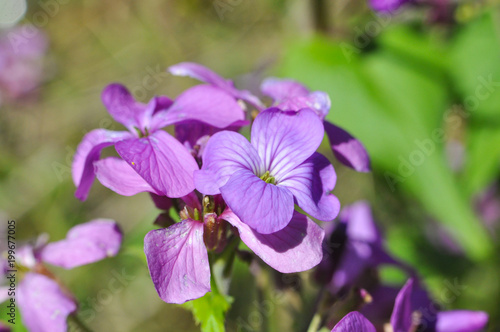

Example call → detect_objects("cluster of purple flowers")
1 220 122 332
318 202 489 332
72 62 371 304
68 62 489 331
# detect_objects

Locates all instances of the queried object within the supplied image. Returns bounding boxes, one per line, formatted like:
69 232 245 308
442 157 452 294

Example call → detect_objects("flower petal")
151 85 245 130
277 91 331 119
40 219 122 269
101 83 155 131
222 209 324 273
169 62 232 89
195 131 263 195
72 128 133 201
220 169 294 234
95 157 161 196
370 0 407 13
168 62 263 107
435 310 489 332
115 130 198 198
251 108 324 179
324 121 371 173
279 152 340 221
260 77 309 101
144 219 210 304
18 273 77 332
391 278 414 332
331 311 376 332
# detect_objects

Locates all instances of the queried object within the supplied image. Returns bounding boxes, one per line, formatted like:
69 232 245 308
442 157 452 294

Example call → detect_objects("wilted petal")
332 311 376 332
391 279 414 332
144 219 210 304
115 130 199 198
95 157 161 196
40 219 122 269
151 85 244 130
72 128 133 201
18 273 77 332
220 169 294 234
279 152 340 222
324 122 371 173
251 108 324 179
260 77 309 101
222 210 324 273
195 131 263 195
435 310 488 332
101 83 155 131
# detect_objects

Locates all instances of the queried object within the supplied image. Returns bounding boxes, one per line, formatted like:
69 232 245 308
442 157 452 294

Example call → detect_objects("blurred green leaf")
462 125 500 195
279 33 493 260
449 12 500 121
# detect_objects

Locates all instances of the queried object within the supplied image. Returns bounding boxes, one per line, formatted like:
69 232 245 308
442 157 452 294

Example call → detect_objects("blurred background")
0 0 499 331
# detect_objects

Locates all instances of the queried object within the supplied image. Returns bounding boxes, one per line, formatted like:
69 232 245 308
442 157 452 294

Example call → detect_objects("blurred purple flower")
331 311 376 332
391 278 489 332
475 183 500 233
144 195 325 304
0 25 47 104
195 108 340 234
0 321 10 332
261 78 371 173
73 83 245 200
369 0 411 13
315 201 405 293
0 220 122 332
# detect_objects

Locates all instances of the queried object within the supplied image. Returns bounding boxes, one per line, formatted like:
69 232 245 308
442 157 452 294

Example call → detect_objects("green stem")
68 314 93 332
307 313 322 332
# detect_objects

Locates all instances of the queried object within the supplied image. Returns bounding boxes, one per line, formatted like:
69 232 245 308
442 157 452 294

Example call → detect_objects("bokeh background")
1 0 499 331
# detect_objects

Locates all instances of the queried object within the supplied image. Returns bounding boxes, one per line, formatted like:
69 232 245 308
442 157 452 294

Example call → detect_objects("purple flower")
331 311 376 332
144 195 325 304
0 321 10 332
0 25 47 104
369 0 411 13
72 83 245 200
194 108 340 234
168 62 264 109
261 77 371 173
0 220 122 332
475 183 500 233
391 278 489 332
315 201 405 292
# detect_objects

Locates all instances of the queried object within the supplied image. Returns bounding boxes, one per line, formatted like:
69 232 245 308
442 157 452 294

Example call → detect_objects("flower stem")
68 314 93 332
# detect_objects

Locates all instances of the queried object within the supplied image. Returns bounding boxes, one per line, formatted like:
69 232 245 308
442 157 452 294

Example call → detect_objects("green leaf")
449 12 500 122
278 33 493 260
462 125 500 195
182 279 233 332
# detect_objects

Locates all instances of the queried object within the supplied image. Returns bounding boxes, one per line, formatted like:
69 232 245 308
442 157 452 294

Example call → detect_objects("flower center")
260 171 276 185
134 126 150 138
